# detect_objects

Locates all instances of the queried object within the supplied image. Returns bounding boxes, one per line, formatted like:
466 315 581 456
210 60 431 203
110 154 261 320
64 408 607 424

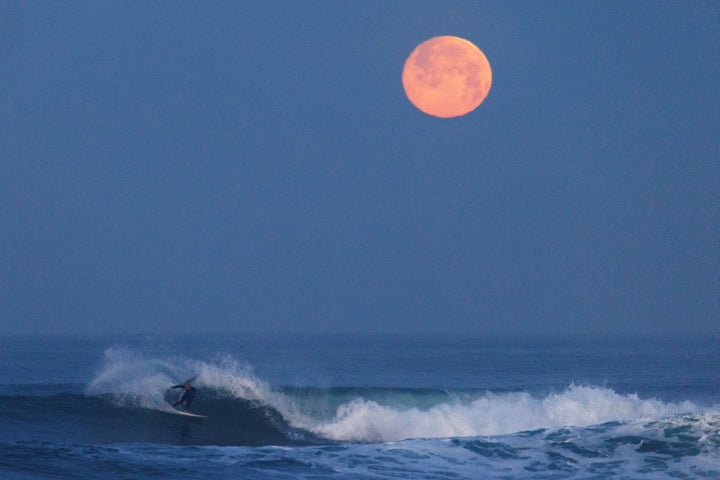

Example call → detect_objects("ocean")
1 332 717 479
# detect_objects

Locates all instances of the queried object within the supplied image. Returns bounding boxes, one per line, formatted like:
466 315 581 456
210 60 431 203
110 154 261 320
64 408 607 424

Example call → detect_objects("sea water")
1 333 718 479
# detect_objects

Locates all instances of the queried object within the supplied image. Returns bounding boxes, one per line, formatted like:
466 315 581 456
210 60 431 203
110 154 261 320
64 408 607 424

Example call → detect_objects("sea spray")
5 334 718 479
85 347 702 444
85 346 181 410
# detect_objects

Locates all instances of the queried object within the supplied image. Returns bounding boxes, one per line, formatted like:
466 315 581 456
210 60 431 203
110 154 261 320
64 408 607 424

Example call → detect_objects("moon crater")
402 36 492 118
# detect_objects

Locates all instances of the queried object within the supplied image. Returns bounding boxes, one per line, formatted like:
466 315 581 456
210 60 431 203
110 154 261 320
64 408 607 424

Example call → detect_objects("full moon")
402 36 492 118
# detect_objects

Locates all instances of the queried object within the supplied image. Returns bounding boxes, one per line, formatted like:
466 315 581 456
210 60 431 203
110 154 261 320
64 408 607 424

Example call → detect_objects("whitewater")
1 333 718 479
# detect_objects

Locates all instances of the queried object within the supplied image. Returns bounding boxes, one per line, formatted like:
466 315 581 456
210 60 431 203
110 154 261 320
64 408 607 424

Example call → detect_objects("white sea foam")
309 386 699 442
86 348 703 443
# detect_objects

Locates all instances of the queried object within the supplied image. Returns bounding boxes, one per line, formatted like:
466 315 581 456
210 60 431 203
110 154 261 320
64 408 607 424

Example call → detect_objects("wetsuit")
171 385 197 410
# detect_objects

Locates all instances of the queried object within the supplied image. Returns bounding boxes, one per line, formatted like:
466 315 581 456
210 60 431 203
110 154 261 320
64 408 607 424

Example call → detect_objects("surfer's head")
184 383 191 390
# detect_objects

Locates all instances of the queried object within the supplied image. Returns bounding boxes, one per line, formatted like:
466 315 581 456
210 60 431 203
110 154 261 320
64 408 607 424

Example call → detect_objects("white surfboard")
174 410 207 419
166 405 207 419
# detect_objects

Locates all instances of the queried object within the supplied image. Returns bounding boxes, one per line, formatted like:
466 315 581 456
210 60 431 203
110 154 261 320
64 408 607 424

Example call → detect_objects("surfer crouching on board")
171 382 197 410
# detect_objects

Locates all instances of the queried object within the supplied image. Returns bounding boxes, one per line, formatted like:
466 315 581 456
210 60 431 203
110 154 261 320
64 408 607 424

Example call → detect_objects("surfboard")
172 409 207 419
165 402 206 419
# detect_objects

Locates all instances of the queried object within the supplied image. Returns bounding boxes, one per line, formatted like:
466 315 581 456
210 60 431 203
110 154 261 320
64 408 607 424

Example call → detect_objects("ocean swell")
82 347 705 445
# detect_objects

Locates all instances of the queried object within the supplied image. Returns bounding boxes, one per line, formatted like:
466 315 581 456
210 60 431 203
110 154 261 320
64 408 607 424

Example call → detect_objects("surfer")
170 382 197 410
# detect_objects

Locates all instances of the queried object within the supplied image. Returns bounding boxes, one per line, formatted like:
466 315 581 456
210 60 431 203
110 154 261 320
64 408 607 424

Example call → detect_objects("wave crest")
85 348 703 444
313 385 698 442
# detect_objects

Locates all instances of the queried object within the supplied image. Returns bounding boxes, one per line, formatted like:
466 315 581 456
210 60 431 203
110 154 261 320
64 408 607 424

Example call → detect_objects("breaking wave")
78 347 706 444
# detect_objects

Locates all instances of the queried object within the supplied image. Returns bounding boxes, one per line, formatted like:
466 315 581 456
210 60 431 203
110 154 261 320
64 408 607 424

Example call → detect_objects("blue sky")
1 1 717 335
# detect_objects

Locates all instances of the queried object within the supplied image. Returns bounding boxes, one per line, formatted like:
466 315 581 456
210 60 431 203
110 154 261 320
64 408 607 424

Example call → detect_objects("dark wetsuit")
171 385 197 410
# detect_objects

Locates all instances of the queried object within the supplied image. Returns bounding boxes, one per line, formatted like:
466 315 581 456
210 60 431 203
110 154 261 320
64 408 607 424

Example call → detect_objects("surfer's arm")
170 384 183 389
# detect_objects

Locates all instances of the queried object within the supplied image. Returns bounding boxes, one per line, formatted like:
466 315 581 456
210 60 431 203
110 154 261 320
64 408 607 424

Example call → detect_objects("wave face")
2 346 709 448
3 405 719 479
2 345 719 479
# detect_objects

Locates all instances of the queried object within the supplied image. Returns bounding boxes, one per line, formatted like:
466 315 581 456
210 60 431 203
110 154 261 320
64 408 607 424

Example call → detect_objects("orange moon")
402 36 492 118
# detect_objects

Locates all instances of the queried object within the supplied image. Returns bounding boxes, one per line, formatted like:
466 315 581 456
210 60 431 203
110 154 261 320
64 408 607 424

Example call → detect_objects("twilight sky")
1 1 717 335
